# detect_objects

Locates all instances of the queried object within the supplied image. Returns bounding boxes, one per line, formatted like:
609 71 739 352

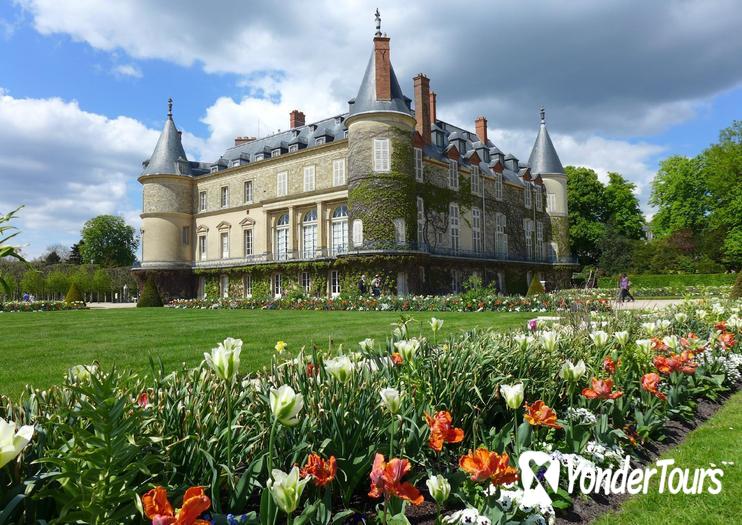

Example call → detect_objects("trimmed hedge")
137 276 163 308
732 273 742 299
597 273 736 289
526 275 546 296
64 282 84 304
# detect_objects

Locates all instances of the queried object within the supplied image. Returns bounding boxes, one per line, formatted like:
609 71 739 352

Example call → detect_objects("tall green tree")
604 172 644 239
565 166 608 263
80 216 138 267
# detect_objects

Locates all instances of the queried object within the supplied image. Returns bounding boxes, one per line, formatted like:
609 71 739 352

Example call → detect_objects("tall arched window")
331 205 348 255
302 209 317 259
275 213 289 260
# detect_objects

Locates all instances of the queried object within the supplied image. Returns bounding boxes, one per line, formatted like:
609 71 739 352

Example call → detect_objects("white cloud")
0 91 157 256
112 63 142 78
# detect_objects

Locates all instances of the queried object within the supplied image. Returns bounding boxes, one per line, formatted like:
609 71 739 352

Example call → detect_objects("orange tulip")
425 411 464 452
391 352 404 366
301 453 337 487
581 378 623 400
459 448 518 485
653 352 696 375
720 331 736 350
141 486 210 525
602 356 618 375
641 372 667 401
524 400 562 429
368 453 424 505
306 362 316 377
651 337 668 353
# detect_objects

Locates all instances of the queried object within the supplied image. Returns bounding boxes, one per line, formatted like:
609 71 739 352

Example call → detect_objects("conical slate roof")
528 109 563 175
142 100 191 176
348 44 411 117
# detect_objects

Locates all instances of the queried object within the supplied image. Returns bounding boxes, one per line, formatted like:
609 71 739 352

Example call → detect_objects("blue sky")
1 0 740 258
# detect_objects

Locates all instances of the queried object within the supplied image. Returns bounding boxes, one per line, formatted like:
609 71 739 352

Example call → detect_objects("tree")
565 167 608 264
68 241 84 264
93 268 112 302
597 227 636 275
137 275 163 307
20 270 45 297
80 216 138 267
604 173 644 239
44 250 62 265
47 270 70 300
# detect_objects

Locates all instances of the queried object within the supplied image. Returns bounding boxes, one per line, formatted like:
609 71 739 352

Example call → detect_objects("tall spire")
142 97 191 176
375 8 382 36
528 106 563 175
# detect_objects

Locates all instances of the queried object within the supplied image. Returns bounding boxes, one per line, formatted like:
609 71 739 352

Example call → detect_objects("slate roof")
528 114 564 175
142 113 191 176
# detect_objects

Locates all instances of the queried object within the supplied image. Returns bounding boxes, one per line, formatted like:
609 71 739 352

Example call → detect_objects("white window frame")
210 165 219 173
416 197 425 247
220 274 229 298
255 153 264 161
199 191 207 211
244 180 253 204
273 273 282 298
182 226 190 246
471 166 482 196
243 275 252 298
220 231 230 259
288 144 299 153
546 193 556 213
331 205 348 255
198 235 207 260
448 160 459 190
243 228 253 256
303 165 316 192
220 186 229 208
332 158 346 186
451 269 461 293
536 221 544 260
302 210 317 259
524 184 532 209
495 213 508 257
301 272 311 294
277 171 288 197
330 270 341 297
373 138 391 172
449 203 460 253
231 159 241 168
535 186 543 211
275 214 289 261
472 207 482 253
271 149 281 158
352 219 364 247
524 218 534 260
315 137 326 145
495 172 503 201
414 147 423 182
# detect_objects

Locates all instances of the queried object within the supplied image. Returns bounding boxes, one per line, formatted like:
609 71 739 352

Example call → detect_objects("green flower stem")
267 417 278 474
513 411 519 453
226 379 233 476
389 415 395 458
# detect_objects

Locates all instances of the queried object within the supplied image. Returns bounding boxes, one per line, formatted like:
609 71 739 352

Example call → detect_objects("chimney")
475 116 488 144
289 110 305 129
413 74 431 144
234 136 256 147
429 91 437 125
374 35 392 100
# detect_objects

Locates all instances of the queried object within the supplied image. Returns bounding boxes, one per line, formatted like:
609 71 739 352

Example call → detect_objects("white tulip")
539 331 559 352
613 331 629 347
641 322 656 334
657 320 671 330
268 466 311 514
358 338 375 352
68 364 98 382
426 474 451 504
324 355 354 382
635 339 653 353
695 309 708 320
590 330 610 348
379 387 402 414
500 383 524 410
711 303 725 315
559 360 586 382
394 339 420 363
0 418 34 469
204 337 242 381
430 317 444 334
674 312 688 323
663 335 680 351
270 385 304 427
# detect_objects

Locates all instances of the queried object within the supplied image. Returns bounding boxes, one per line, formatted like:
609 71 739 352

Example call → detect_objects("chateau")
135 15 576 301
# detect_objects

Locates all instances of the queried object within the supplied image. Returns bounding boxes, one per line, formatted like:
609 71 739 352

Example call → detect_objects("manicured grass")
594 390 742 525
0 308 533 397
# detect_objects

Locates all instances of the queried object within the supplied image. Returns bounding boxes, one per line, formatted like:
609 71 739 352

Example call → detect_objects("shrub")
64 282 84 304
732 273 742 299
137 276 162 307
526 275 546 296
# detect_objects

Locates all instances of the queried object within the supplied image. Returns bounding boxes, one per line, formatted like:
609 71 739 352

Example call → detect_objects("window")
536 221 544 260
524 184 532 209
255 153 264 161
271 149 281 158
198 235 207 260
373 138 390 172
451 269 461 293
535 186 543 211
302 209 317 258
344 130 349 138
275 213 289 261
244 181 253 203
331 205 348 255
414 147 423 181
288 144 299 153
198 276 205 299
231 159 241 168
546 193 556 213
330 270 341 296
243 275 252 298
210 165 219 173
332 158 346 186
494 172 503 201
352 219 363 247
199 191 207 211
449 203 459 253
315 137 326 145
220 186 229 208
524 219 534 260
303 166 315 192
220 232 229 259
495 213 508 257
448 160 459 190
393 218 406 244
301 272 311 294
182 226 190 245
243 229 253 256
416 197 425 246
273 273 282 298
220 274 229 298
277 171 288 197
471 167 482 196
472 207 482 253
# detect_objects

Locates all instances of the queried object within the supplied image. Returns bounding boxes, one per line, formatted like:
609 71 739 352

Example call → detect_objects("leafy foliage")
137 275 163 307
732 273 742 299
80 215 138 267
64 281 84 304
526 275 546 296
0 207 28 294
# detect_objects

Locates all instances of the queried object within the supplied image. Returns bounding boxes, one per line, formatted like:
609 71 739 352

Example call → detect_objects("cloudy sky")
1 0 740 257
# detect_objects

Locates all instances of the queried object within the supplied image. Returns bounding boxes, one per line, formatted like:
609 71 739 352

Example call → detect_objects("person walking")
358 274 368 295
372 274 382 297
618 273 635 302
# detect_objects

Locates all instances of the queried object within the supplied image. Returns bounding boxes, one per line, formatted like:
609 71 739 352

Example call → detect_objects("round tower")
346 15 417 248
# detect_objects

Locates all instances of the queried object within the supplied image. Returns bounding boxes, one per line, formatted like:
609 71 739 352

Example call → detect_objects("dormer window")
255 153 264 161
210 165 219 173
271 149 281 158
231 159 241 168
457 141 467 154
343 130 349 138
315 137 326 145
288 144 299 153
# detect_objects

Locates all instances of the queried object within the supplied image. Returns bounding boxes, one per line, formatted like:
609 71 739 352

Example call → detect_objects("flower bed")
563 286 732 299
168 292 612 313
0 300 86 312
1 301 739 524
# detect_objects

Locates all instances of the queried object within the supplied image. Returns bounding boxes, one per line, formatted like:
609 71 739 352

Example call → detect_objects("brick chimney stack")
289 110 305 129
475 116 488 144
234 136 256 147
413 74 431 144
429 91 437 125
373 35 392 101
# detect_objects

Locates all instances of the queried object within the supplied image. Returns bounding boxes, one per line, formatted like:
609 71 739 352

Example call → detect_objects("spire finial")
540 106 545 124
168 97 173 118
374 8 382 36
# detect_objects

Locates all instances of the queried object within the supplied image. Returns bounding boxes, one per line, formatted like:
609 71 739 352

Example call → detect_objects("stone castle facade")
135 20 576 301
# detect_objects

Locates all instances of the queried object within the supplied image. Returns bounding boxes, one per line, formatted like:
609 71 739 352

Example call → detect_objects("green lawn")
0 308 533 397
594 390 742 525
